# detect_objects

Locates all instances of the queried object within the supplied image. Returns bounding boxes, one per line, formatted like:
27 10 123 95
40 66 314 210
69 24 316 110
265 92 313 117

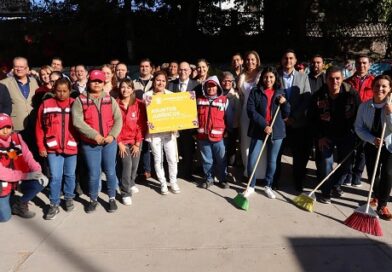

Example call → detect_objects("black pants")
364 144 392 208
274 126 312 189
177 129 195 179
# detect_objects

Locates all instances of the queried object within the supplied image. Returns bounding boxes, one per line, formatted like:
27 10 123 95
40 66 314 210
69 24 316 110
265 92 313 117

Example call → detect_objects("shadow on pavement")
288 237 392 271
15 217 107 272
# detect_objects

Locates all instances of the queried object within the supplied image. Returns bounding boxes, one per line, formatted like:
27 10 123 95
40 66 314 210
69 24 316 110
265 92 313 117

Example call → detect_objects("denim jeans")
0 180 44 223
118 145 141 197
199 139 226 182
318 135 354 196
247 137 283 188
47 153 77 205
81 141 118 200
0 195 11 222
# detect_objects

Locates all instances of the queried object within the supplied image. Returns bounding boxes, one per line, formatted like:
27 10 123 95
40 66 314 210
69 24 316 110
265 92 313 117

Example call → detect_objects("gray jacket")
278 70 311 128
355 99 392 153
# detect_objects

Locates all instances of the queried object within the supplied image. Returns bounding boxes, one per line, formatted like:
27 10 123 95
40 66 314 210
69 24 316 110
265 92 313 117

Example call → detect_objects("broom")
343 99 390 236
292 144 358 212
233 104 281 211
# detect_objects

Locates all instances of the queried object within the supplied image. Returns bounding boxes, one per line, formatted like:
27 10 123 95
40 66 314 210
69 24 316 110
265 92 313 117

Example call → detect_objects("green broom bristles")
292 193 315 212
233 193 249 211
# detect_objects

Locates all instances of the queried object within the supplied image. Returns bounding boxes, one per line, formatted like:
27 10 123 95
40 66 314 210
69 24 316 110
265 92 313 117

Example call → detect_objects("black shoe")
351 176 362 187
108 199 118 213
11 199 36 219
86 200 98 214
45 204 60 220
295 185 304 193
318 195 331 204
332 186 345 197
219 181 230 189
201 180 214 189
64 199 74 212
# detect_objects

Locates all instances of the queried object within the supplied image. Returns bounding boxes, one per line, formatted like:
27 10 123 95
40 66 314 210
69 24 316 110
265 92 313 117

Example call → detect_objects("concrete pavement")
1 156 391 272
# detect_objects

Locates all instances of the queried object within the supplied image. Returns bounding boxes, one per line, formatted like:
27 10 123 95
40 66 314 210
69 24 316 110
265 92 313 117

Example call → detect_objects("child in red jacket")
0 113 48 222
116 79 147 205
36 78 78 220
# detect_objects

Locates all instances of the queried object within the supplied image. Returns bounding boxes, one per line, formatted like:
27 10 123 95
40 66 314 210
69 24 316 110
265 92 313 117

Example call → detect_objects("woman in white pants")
144 71 180 195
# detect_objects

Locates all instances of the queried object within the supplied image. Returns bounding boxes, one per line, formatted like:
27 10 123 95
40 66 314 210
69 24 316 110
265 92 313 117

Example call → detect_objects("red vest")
40 98 78 155
197 96 227 142
0 133 30 197
345 74 375 102
78 93 114 144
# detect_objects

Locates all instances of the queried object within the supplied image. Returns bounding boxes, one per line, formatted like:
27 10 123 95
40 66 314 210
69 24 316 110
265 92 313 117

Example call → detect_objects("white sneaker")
161 184 169 195
170 182 181 194
264 187 276 199
130 186 139 194
243 187 255 198
122 196 132 206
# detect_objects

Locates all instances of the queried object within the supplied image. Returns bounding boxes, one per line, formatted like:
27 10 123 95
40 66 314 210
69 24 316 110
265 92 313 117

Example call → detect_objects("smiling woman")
355 74 392 221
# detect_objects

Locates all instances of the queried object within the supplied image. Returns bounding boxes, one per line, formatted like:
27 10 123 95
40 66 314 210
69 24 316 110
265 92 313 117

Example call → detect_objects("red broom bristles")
344 212 383 237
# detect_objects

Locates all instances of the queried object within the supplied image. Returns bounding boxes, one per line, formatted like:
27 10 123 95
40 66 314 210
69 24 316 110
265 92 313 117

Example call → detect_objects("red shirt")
265 88 274 124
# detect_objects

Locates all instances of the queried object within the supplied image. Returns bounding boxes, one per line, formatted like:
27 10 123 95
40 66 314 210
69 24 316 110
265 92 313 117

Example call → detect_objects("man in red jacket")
344 55 375 187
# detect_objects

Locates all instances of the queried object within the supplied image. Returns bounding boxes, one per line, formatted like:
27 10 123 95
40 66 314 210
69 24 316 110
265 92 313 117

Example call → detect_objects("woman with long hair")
237 50 264 179
116 79 146 205
355 75 392 220
245 66 290 198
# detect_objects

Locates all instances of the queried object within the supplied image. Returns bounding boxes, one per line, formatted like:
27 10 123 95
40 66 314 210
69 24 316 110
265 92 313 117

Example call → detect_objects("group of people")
0 50 391 223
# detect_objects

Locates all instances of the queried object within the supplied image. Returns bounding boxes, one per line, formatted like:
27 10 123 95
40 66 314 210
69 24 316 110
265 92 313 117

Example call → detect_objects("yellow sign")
146 92 198 134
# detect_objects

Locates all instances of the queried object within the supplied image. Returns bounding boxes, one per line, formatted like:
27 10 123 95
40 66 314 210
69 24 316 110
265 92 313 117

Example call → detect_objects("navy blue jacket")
0 83 11 115
247 87 290 140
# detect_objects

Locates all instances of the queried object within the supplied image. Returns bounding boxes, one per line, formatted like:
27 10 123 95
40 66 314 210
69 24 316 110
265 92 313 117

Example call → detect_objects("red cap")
0 113 13 129
205 80 218 87
89 70 105 82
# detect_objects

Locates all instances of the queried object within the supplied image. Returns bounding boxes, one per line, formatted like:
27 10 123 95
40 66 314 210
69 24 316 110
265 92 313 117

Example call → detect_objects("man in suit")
168 62 200 181
1 57 39 132
1 57 39 160
275 49 312 192
168 62 199 93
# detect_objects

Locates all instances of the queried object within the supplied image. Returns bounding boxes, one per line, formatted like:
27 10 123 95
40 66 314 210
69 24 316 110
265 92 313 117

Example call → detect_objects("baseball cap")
89 70 105 82
0 113 13 129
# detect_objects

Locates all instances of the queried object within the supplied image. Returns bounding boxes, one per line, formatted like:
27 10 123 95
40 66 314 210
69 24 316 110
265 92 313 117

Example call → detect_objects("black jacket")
0 83 11 115
309 82 360 140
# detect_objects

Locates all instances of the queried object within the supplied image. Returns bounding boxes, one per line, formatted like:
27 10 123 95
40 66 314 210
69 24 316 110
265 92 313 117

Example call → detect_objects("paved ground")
1 156 392 272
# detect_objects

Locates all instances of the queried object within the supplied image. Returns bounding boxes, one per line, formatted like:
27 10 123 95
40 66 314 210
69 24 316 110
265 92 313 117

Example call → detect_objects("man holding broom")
309 66 360 204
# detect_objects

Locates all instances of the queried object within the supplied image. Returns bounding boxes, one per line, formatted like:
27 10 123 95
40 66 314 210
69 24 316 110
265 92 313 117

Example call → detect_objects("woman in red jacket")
36 78 78 220
116 79 146 205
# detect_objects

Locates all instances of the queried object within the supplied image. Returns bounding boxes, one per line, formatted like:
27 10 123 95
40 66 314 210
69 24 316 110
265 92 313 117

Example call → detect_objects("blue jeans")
199 139 226 182
248 137 283 188
47 153 77 205
81 141 118 201
318 135 354 196
0 180 44 222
